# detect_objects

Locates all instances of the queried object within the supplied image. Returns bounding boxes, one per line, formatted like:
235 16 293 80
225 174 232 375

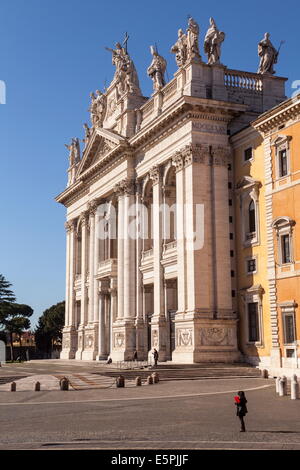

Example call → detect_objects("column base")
110 319 136 362
81 324 99 361
150 315 168 362
61 327 78 360
172 313 240 364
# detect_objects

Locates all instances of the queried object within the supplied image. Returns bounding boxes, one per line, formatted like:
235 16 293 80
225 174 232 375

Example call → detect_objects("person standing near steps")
234 391 248 432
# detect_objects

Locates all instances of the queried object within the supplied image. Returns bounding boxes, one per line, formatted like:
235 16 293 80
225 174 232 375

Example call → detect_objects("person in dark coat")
133 350 138 361
235 390 248 432
152 348 159 366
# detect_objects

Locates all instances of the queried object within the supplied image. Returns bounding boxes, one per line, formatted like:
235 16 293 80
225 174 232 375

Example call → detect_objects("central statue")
105 37 141 97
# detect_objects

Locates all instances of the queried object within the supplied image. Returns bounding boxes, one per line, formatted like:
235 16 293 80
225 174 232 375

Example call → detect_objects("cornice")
252 95 300 133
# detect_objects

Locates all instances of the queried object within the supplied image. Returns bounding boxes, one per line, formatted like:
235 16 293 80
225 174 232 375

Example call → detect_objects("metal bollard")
152 372 159 383
35 381 41 391
147 375 153 385
291 375 299 400
275 376 281 394
11 382 16 392
279 375 287 396
135 376 142 386
116 376 125 388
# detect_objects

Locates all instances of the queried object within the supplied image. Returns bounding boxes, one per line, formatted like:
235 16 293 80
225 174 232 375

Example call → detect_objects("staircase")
96 363 262 381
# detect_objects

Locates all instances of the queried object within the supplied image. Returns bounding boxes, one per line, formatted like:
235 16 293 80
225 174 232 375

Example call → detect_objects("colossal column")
61 219 77 359
82 201 98 360
76 211 89 360
111 178 137 361
150 166 167 361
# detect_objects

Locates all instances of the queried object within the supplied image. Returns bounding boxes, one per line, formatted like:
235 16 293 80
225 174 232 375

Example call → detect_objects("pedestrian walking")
152 348 159 367
234 391 248 432
133 350 138 361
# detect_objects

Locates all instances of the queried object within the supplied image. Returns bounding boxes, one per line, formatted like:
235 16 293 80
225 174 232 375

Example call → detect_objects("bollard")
135 376 142 387
279 375 287 396
59 377 69 391
116 376 125 388
275 376 281 394
291 375 299 400
11 382 16 392
261 369 268 379
35 381 41 392
147 375 153 385
152 372 159 383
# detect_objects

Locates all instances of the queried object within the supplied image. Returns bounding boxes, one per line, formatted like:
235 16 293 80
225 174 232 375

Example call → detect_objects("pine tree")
0 274 16 303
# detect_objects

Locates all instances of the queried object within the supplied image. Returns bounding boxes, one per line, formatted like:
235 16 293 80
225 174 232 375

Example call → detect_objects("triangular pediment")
236 176 261 191
77 128 128 176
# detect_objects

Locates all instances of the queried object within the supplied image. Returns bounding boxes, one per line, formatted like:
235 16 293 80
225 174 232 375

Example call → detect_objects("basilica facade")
56 17 292 371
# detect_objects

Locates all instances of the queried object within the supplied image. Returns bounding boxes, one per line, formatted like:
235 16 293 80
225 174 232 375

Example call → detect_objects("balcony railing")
225 70 263 93
98 258 117 277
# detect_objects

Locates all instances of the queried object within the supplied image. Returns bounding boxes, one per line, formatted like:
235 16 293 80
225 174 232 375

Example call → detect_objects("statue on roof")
186 16 201 62
89 90 106 128
257 33 280 75
171 29 188 67
147 45 167 92
65 138 81 166
105 33 141 97
204 17 225 65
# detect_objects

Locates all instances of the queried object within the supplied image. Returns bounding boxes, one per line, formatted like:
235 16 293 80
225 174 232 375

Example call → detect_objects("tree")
0 274 16 306
0 303 33 360
35 301 65 356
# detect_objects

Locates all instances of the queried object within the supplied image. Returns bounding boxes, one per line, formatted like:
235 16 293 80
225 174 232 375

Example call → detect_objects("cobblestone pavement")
0 377 299 450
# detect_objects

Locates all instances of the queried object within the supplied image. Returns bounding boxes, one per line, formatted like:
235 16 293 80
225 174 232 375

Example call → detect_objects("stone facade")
56 22 287 363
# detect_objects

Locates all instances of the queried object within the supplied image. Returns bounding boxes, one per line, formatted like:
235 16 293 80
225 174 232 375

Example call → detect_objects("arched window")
249 200 256 233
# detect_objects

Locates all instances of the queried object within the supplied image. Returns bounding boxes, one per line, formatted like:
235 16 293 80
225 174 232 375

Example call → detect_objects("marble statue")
89 90 106 127
257 33 278 75
171 29 188 67
204 18 225 65
147 45 167 92
65 138 80 166
83 123 91 148
186 17 201 61
105 40 141 96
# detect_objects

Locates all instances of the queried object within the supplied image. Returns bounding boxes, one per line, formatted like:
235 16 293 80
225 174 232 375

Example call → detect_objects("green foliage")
0 275 33 360
0 274 16 318
35 301 65 353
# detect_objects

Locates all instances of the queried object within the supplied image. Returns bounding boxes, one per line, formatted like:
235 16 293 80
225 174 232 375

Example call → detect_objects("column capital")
65 219 76 233
183 144 210 167
171 151 184 172
87 200 98 216
114 178 135 196
149 165 161 185
211 145 231 166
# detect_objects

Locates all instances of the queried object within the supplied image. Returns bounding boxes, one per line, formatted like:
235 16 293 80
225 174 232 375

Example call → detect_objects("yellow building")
233 94 300 376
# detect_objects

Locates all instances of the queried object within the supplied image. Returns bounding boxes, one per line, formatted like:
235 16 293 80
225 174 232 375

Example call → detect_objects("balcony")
98 258 117 278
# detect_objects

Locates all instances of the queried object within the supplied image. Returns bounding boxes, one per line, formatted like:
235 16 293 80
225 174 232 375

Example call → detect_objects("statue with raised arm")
257 33 278 75
147 45 167 92
186 17 201 62
171 29 188 67
65 138 80 166
105 37 141 96
204 17 225 65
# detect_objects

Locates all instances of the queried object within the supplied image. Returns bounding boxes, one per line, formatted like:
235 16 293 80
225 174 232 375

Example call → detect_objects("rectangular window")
281 234 291 263
247 258 256 273
248 302 259 342
279 149 288 177
284 314 295 344
244 147 253 161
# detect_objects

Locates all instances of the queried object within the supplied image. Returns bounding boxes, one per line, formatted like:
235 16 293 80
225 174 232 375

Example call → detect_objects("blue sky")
1 0 299 328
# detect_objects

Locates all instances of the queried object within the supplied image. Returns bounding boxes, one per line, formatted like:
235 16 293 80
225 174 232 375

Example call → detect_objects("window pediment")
236 176 261 193
271 216 295 233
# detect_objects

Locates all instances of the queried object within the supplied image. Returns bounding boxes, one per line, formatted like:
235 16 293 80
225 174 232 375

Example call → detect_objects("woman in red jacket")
234 391 248 432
